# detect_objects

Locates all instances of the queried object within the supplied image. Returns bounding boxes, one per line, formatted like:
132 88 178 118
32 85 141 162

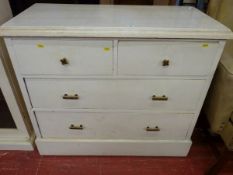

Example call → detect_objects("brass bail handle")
60 58 69 65
69 124 84 130
162 59 170 66
63 94 79 100
146 126 160 132
152 95 168 101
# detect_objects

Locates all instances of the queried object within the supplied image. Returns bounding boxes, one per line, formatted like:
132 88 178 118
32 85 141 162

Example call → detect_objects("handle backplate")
63 94 79 100
152 95 168 101
146 126 160 132
69 124 84 130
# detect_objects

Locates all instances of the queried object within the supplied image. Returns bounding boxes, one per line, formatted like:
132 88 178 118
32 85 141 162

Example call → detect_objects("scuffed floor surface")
0 132 232 175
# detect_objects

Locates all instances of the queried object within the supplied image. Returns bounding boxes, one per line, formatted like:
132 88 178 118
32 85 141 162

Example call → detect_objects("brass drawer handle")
63 94 79 100
152 95 168 101
146 126 160 132
162 59 170 66
69 124 84 130
60 58 69 65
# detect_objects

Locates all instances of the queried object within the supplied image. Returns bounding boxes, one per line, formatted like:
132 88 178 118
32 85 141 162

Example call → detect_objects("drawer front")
26 79 205 112
36 111 193 140
118 40 220 76
12 39 113 75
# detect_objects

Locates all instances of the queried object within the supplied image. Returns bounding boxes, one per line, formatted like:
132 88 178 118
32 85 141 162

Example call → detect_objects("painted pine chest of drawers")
1 4 232 156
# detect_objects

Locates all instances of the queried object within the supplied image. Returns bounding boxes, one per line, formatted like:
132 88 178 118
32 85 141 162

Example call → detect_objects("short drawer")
26 79 205 112
118 40 220 76
36 111 193 140
11 38 113 75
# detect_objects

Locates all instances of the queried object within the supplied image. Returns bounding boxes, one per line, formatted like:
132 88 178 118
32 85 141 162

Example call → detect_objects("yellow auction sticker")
37 44 45 48
202 43 209 48
104 47 110 52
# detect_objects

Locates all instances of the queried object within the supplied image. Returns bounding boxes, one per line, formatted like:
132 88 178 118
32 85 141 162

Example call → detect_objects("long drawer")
11 38 113 75
118 40 220 76
26 79 205 112
36 111 193 140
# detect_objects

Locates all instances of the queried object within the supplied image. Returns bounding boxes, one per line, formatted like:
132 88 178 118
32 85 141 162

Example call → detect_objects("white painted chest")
1 4 232 156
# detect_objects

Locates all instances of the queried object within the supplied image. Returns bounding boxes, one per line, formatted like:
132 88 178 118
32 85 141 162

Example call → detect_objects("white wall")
0 0 12 25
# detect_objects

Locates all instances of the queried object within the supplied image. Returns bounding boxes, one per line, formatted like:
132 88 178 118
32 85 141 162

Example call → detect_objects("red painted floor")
0 131 232 175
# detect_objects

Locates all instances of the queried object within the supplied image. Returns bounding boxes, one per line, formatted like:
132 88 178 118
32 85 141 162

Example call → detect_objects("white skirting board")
0 139 34 150
36 139 192 156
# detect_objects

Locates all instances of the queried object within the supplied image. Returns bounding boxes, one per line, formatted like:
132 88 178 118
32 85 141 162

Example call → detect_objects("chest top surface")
0 3 232 39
